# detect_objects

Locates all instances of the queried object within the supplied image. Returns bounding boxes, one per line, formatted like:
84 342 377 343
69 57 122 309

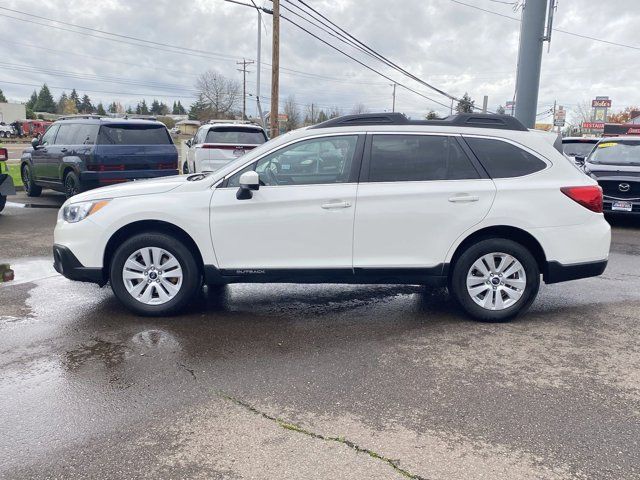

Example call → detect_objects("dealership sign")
583 122 605 130
592 99 612 108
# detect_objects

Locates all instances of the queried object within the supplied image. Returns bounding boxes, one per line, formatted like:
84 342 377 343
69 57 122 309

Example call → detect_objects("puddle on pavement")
64 339 130 371
0 257 58 286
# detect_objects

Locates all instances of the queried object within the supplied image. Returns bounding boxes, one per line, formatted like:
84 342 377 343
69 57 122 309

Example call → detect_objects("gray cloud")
0 0 637 125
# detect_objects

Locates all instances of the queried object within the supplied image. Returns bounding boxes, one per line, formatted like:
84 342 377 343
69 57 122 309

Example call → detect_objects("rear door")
200 126 267 172
353 133 496 270
31 124 59 181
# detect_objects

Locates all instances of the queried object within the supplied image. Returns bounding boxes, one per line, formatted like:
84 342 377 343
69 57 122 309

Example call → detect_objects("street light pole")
391 83 396 113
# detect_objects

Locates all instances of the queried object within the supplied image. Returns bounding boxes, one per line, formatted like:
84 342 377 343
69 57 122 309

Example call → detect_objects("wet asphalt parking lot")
1 191 639 480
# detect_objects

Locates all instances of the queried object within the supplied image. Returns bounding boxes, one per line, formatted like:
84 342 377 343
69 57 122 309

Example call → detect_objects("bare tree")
195 71 241 119
350 103 369 115
570 100 593 134
328 106 341 119
283 96 301 132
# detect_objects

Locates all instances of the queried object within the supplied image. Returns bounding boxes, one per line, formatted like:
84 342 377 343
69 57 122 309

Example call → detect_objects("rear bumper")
53 244 106 285
80 169 179 187
544 259 608 284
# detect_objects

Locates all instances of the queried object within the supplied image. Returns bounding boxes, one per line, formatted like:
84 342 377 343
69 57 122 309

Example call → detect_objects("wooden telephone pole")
270 0 280 137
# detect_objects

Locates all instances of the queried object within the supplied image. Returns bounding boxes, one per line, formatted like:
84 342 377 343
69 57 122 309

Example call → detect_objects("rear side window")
98 125 172 145
55 124 99 145
369 135 479 182
205 127 266 145
465 137 546 178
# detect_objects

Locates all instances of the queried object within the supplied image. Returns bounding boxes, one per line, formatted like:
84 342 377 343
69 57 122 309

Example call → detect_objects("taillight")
0 148 7 161
561 186 603 213
158 162 177 170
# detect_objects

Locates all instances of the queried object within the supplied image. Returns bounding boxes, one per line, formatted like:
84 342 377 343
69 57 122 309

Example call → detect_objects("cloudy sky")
0 0 638 125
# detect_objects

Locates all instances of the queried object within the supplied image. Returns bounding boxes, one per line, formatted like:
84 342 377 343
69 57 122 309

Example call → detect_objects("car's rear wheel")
64 171 80 199
110 232 201 316
21 164 42 197
450 238 540 322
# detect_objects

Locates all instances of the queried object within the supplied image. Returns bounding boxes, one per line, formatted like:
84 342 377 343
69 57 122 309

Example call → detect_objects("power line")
449 0 640 51
278 14 453 111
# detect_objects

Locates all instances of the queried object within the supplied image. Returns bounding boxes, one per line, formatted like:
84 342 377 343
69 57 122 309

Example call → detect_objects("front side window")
227 135 359 187
40 125 59 146
465 137 547 178
98 125 172 145
368 135 479 182
54 124 76 145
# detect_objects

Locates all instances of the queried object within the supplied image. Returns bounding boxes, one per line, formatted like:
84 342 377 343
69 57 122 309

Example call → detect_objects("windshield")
205 127 266 145
98 125 172 145
589 141 640 166
563 141 596 158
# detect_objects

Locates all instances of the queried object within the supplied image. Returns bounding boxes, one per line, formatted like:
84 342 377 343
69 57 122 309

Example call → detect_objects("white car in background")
185 121 268 173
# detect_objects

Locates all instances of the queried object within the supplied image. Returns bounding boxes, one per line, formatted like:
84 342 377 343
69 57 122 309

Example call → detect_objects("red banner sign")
583 122 605 130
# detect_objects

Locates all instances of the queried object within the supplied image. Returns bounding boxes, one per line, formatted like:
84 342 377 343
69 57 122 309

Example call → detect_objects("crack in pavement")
177 362 197 380
215 390 430 480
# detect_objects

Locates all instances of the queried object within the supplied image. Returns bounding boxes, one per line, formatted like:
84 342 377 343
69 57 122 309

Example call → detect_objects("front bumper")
53 244 106 285
544 259 608 284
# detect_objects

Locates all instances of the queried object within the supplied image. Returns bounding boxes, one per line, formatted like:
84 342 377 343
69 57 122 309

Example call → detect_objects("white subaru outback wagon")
53 113 611 321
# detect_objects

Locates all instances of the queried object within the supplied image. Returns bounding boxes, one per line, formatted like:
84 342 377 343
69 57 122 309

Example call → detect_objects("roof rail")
58 114 103 121
310 112 528 131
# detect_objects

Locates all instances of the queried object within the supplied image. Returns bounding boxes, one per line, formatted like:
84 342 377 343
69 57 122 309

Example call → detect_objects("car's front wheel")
64 171 81 199
110 232 201 316
21 164 42 197
450 238 540 322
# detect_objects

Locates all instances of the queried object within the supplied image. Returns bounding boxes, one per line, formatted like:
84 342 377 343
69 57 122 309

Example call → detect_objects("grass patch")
1 163 22 186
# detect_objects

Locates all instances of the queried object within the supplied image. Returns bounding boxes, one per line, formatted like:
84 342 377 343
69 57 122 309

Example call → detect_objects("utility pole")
237 58 254 121
514 0 554 128
482 95 488 114
391 83 397 112
256 8 265 127
270 0 280 138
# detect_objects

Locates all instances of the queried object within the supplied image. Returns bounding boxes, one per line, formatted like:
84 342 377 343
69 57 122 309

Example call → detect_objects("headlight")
62 200 111 223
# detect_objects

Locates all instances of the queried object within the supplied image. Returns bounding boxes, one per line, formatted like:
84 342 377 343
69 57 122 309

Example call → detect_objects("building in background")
0 103 26 124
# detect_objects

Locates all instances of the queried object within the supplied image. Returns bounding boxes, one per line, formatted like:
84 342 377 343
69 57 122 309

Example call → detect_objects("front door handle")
448 195 480 203
321 201 351 209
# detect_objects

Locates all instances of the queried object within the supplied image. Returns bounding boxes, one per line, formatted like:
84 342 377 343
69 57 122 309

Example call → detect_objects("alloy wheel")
122 247 183 305
466 252 527 311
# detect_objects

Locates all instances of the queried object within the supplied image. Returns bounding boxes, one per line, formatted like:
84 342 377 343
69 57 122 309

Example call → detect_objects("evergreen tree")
96 103 106 115
139 99 149 115
425 110 440 120
108 101 118 113
176 101 186 115
34 84 57 113
159 101 169 115
135 102 142 115
126 106 134 114
70 89 81 111
150 99 161 115
456 92 475 114
188 95 209 121
26 90 38 110
172 101 178 114
79 94 94 113
317 110 328 123
0 89 7 103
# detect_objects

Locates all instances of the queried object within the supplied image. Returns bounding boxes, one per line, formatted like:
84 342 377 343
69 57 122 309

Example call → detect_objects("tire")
109 232 201 316
0 194 5 213
63 171 81 199
182 161 189 174
21 164 42 197
450 238 540 322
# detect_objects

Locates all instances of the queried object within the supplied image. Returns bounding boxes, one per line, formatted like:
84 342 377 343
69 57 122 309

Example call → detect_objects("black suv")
20 116 178 198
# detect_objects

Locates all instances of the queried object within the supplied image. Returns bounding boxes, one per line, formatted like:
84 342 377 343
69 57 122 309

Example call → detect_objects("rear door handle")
448 195 479 203
321 201 351 209
60 148 68 153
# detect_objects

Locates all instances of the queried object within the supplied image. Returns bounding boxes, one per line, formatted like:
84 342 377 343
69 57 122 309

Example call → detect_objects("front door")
210 134 363 272
31 124 59 181
353 133 496 270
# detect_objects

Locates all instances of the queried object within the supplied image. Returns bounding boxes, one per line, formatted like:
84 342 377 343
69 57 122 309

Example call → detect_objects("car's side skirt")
204 265 448 286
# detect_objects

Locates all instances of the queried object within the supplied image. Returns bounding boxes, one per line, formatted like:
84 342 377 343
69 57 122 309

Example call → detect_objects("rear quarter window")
98 125 172 145
464 137 547 178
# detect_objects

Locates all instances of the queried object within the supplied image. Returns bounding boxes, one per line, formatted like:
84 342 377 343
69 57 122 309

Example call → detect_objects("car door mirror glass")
574 155 585 165
31 137 40 149
236 170 260 200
